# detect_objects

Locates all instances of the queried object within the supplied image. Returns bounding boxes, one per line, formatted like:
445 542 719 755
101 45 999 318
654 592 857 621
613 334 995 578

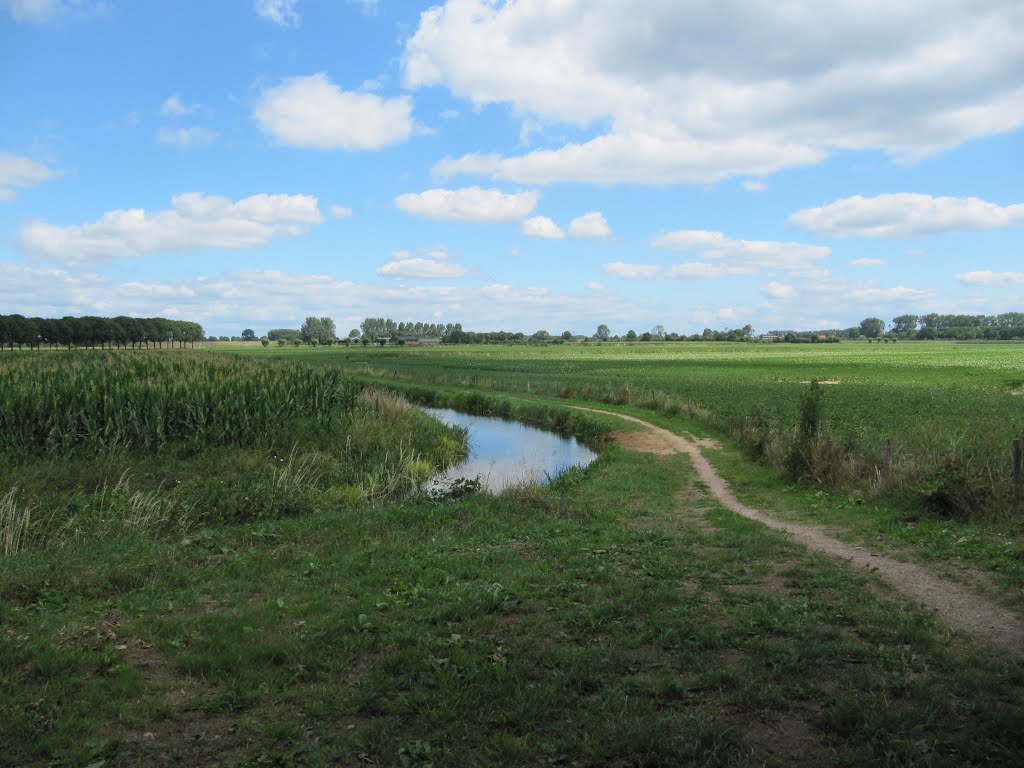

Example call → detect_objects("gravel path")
580 407 1024 655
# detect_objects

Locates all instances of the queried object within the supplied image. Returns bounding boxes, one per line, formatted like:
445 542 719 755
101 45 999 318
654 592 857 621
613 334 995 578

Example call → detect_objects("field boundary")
572 406 1024 655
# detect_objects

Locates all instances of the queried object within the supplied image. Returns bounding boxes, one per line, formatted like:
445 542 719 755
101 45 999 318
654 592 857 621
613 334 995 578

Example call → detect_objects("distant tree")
595 323 610 341
300 316 337 345
561 330 573 340
651 324 665 340
859 317 886 339
625 329 638 341
260 337 270 347
348 328 360 339
531 330 551 342
241 328 257 341
891 314 919 335
640 332 653 341
268 328 301 342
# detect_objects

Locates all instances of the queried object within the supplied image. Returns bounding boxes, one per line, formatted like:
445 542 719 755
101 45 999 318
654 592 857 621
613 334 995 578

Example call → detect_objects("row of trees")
0 314 205 351
890 313 1024 340
236 310 1024 350
360 318 453 341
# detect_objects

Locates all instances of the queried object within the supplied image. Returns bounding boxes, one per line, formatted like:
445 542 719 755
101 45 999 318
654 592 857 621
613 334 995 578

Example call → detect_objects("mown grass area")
600 404 1024 609
4 442 1023 767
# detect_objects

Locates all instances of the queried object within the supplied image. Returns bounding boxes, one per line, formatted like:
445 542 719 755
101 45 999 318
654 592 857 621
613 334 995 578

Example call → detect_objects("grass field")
246 341 1024 514
2 346 1023 766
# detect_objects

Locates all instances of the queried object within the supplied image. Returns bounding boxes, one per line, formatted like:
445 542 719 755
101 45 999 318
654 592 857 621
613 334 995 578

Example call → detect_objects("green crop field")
249 340 1024 515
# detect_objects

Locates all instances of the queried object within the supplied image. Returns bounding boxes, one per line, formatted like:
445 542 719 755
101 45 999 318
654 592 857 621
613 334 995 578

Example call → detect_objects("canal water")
422 407 597 493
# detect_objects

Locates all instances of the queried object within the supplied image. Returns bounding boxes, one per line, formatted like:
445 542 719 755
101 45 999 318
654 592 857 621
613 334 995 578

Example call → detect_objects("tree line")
0 314 204 351
890 313 1024 340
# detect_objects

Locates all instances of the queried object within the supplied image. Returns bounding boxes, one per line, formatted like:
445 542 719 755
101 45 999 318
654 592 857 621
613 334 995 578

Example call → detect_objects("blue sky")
1 0 1022 337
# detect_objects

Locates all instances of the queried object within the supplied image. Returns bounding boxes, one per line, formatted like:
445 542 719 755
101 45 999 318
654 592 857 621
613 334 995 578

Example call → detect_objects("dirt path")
580 407 1024 655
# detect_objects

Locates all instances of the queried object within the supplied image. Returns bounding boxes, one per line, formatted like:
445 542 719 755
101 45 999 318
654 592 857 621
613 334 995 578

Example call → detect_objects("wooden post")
1013 438 1023 488
884 439 893 469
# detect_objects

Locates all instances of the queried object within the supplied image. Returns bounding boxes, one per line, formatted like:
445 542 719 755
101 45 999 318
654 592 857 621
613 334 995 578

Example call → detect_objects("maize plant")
0 351 362 460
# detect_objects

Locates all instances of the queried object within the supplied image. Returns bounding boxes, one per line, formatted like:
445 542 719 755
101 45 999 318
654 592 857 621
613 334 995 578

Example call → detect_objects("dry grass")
1 486 31 556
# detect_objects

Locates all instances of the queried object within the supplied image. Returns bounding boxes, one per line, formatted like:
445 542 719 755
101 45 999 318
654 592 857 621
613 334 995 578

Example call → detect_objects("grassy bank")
5 438 1023 766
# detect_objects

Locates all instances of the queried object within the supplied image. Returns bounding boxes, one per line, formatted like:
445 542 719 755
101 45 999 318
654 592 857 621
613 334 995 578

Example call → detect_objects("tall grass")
1 487 31 555
0 351 360 459
0 357 471 551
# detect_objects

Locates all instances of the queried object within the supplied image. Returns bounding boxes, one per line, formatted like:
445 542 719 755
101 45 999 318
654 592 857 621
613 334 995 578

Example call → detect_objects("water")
423 407 597 493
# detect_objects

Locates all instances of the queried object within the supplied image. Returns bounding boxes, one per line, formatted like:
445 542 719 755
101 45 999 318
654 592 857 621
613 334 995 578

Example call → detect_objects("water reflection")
423 407 597 493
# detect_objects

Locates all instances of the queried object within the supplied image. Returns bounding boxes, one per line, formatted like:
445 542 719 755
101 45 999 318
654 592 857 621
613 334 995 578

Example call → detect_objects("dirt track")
580 407 1024 655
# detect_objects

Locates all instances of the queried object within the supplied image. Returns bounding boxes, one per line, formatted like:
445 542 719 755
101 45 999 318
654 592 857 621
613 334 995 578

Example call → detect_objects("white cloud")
480 284 551 303
405 0 1024 185
847 286 935 301
851 258 884 266
603 261 660 279
0 152 60 200
761 281 796 299
791 194 1024 238
667 262 734 279
1 0 100 23
653 229 830 276
348 0 379 15
160 95 197 116
156 126 217 146
568 211 611 238
522 216 564 239
330 205 353 219
19 192 322 263
377 258 467 279
433 131 823 185
718 307 737 320
956 270 1024 286
0 264 644 337
586 281 603 291
255 0 299 27
395 187 538 223
743 180 767 192
254 73 414 150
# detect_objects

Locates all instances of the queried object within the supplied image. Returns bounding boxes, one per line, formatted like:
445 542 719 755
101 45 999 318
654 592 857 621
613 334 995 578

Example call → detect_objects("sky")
1 0 1022 338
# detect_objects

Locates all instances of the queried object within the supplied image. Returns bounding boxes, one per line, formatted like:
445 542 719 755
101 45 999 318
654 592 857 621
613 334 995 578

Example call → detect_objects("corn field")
0 352 361 459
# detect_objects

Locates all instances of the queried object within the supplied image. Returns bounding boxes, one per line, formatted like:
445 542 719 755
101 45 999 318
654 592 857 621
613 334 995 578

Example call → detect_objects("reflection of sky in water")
423 407 597 493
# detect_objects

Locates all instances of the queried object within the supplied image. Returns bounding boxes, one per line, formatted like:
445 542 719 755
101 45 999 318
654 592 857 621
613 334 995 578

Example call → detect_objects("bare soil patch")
608 429 676 455
581 406 1024 655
